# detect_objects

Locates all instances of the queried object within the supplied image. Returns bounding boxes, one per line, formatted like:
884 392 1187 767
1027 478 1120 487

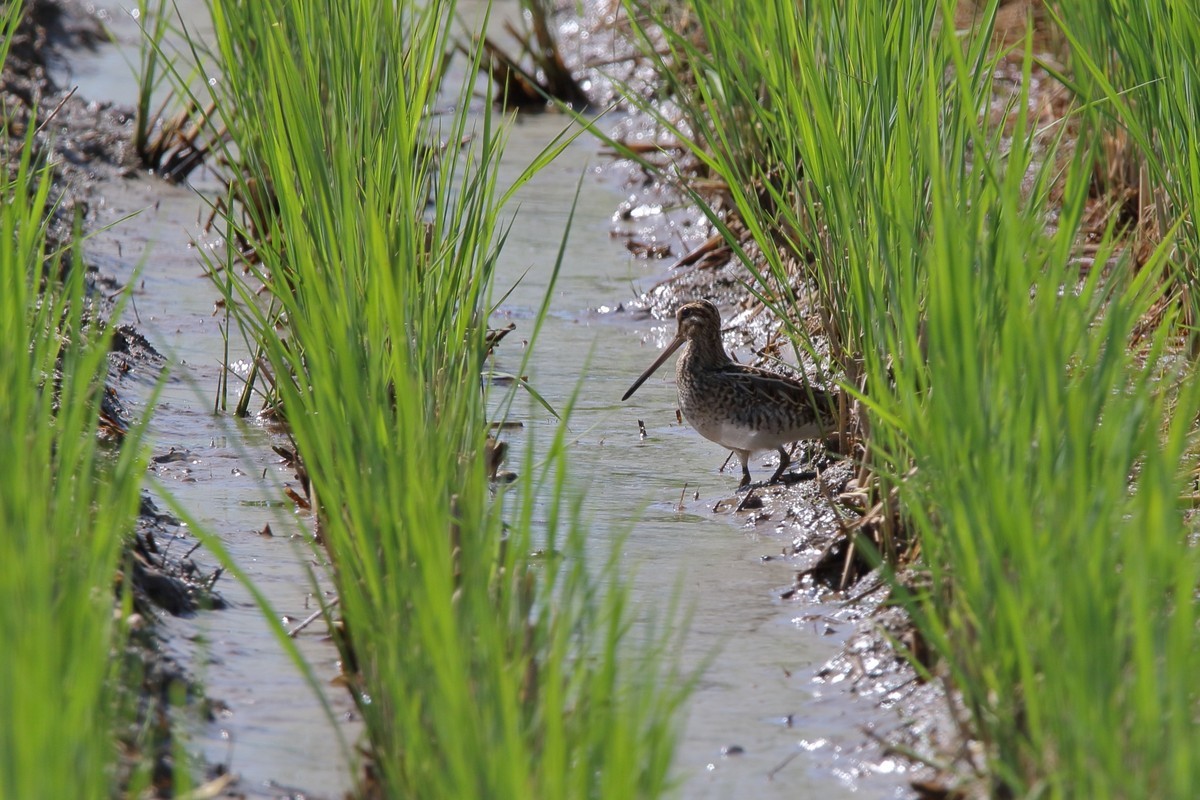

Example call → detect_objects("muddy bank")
605 161 957 793
3 0 226 607
7 5 227 603
3 2 229 794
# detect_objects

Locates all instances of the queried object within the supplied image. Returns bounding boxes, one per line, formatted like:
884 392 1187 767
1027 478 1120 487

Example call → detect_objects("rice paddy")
5 0 1200 797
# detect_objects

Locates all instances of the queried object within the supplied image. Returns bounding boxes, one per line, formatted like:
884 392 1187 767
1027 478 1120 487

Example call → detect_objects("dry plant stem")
287 597 340 639
32 85 76 136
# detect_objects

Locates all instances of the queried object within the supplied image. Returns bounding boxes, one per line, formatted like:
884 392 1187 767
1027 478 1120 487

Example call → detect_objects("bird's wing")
718 364 836 417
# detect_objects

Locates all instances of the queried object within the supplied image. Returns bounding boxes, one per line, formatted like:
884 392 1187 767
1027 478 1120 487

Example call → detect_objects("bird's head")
675 299 722 341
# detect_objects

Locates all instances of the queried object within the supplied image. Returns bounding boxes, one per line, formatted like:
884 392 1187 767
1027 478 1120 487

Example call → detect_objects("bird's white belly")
691 418 788 453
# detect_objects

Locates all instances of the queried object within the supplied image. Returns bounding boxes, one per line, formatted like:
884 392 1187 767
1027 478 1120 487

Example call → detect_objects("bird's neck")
682 332 732 369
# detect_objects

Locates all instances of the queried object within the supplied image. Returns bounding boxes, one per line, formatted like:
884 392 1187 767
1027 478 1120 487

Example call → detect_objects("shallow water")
85 169 361 796
485 115 912 799
69 2 912 797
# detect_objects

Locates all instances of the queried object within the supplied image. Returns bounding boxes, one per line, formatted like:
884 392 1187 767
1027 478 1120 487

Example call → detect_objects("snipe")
622 300 837 488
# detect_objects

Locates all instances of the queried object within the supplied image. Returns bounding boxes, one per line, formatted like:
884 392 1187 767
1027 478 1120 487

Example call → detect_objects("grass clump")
195 0 689 796
0 53 154 800
619 0 1200 795
893 67 1200 797
1052 1 1200 308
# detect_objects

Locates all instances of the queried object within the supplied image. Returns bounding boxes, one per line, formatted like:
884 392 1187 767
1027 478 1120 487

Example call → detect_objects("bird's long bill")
621 334 685 401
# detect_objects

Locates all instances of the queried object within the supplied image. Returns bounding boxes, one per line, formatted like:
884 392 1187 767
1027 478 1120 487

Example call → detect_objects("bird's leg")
768 446 791 484
737 450 752 489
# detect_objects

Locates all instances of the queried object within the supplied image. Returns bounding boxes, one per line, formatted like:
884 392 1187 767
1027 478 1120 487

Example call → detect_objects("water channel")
64 2 913 797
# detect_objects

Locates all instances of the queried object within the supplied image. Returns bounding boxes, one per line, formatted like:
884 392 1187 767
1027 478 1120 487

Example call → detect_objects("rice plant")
617 0 1200 794
194 0 691 796
0 91 156 800
1051 0 1200 325
132 0 224 180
